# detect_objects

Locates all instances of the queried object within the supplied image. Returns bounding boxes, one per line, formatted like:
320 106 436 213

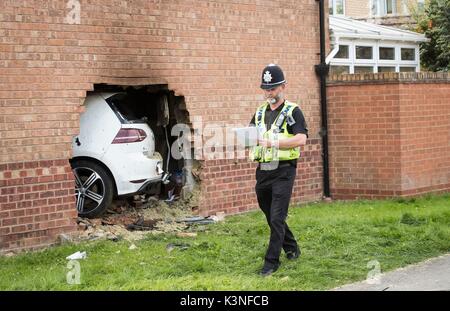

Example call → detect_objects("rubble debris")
78 222 88 231
153 221 187 234
66 251 87 260
101 214 140 226
128 195 153 208
90 219 102 227
72 184 206 243
176 232 197 238
176 216 216 225
128 244 137 250
57 234 73 245
106 233 120 242
126 217 161 231
190 161 202 181
166 243 191 252
177 216 203 223
106 199 128 213
213 212 226 222
77 217 91 227
165 191 177 202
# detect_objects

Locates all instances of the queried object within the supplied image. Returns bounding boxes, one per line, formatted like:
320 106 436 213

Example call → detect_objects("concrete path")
333 253 450 291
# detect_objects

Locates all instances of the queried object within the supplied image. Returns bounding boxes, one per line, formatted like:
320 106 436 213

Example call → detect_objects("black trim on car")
105 93 148 125
117 176 163 198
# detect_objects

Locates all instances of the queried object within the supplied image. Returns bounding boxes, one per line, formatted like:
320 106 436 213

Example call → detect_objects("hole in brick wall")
71 84 200 219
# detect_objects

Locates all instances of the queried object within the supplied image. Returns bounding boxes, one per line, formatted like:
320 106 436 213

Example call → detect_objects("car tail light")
112 128 147 144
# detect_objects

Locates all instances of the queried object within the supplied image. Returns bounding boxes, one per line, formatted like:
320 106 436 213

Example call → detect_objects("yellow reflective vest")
250 100 300 162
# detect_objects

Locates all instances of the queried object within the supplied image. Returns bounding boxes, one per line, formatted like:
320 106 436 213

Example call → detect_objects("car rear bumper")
101 150 164 196
130 176 163 196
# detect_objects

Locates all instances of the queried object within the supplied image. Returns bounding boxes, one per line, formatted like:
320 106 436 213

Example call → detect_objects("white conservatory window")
378 66 396 72
330 65 350 75
335 45 349 58
400 66 416 72
354 66 374 74
329 0 345 15
329 41 420 74
401 48 416 61
379 47 395 60
355 46 373 59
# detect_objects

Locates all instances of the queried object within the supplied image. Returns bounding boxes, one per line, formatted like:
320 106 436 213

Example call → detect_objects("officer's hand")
258 139 272 148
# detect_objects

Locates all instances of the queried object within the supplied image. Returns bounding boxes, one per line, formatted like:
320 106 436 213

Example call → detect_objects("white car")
71 92 165 218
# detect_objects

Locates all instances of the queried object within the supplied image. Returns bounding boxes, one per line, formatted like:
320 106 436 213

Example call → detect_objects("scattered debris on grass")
176 232 197 238
166 243 191 252
66 251 87 260
126 217 161 231
73 186 226 244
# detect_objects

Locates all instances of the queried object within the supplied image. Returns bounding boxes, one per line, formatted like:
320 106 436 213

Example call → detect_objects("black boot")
286 247 301 260
259 263 280 277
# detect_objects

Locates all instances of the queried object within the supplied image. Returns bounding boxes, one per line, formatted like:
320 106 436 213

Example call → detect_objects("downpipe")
315 0 331 198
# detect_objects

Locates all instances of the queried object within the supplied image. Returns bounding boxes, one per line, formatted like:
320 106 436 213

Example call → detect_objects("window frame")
378 46 396 61
354 43 375 62
399 66 417 72
371 0 397 17
354 65 375 74
334 44 350 59
329 0 346 16
377 66 397 73
329 40 420 74
400 47 417 62
330 65 351 75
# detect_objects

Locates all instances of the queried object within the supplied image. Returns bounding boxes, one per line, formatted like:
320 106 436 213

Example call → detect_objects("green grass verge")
1 193 449 290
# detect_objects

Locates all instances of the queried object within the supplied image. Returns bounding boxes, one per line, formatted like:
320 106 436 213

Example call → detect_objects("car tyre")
71 159 114 218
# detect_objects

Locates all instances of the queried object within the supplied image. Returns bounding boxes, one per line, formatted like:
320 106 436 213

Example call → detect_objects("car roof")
98 92 123 100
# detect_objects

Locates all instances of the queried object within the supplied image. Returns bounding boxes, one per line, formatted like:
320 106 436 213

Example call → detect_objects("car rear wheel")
71 160 114 218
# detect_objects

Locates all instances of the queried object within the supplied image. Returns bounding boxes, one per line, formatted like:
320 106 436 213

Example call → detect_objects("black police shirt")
249 101 308 167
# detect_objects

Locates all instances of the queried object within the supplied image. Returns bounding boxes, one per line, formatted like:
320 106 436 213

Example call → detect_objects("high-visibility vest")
250 100 300 162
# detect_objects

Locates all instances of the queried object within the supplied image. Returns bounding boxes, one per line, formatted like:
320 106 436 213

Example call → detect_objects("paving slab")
333 253 450 291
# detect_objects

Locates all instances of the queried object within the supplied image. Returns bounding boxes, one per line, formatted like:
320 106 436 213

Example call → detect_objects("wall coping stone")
327 72 450 86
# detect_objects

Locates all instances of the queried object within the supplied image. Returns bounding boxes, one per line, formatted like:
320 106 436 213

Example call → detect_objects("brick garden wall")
327 72 450 199
0 0 325 252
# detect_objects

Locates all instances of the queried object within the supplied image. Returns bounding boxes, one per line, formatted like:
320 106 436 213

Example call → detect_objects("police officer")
249 64 308 276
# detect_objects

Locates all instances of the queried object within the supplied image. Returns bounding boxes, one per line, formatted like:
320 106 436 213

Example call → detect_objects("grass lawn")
0 193 449 290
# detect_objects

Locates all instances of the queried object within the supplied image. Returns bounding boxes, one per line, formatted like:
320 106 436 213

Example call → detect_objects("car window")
106 93 144 124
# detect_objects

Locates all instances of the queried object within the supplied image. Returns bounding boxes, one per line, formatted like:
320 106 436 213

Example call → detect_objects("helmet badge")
263 71 272 83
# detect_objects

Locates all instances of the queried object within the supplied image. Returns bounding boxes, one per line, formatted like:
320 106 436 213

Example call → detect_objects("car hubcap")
73 167 105 214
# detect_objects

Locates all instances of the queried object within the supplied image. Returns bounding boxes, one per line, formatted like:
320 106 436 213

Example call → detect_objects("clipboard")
233 126 260 147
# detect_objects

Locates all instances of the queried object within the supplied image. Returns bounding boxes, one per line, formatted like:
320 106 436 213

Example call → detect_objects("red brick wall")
0 1 325 252
399 82 450 195
0 160 77 250
327 72 450 199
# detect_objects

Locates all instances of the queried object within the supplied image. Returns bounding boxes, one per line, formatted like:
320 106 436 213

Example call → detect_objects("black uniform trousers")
255 163 298 267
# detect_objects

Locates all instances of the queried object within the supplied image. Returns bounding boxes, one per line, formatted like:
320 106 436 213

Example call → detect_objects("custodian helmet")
260 64 286 90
